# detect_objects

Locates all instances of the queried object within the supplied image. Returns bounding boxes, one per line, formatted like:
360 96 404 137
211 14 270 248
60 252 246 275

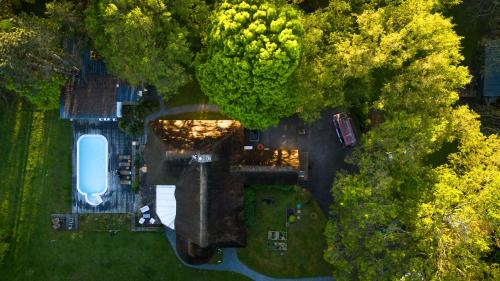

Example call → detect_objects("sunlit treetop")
197 0 304 129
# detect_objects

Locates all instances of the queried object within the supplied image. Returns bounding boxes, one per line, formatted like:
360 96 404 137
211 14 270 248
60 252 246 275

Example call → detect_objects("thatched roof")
148 119 308 263
173 132 245 262
207 135 245 247
151 120 242 151
232 149 300 169
175 163 209 247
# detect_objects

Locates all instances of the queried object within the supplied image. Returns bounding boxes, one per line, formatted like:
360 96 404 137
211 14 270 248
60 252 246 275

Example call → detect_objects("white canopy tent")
156 185 176 229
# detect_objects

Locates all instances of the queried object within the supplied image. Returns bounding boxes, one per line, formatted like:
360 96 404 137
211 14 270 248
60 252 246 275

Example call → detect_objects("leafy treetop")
0 15 70 110
197 0 304 129
322 1 498 281
85 0 192 100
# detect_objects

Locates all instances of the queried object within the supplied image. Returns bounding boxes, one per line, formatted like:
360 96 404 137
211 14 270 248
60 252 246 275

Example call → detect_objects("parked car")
333 112 357 147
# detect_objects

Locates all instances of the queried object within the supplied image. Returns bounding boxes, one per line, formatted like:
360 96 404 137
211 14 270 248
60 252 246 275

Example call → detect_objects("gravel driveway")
260 110 353 214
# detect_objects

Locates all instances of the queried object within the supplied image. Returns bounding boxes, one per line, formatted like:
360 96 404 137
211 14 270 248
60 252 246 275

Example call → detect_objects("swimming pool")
77 134 108 206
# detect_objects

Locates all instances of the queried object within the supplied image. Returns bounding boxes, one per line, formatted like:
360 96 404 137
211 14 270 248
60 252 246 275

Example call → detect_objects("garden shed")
483 39 500 103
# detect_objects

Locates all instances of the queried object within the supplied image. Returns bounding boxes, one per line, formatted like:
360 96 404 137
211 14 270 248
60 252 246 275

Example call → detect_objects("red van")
333 113 357 147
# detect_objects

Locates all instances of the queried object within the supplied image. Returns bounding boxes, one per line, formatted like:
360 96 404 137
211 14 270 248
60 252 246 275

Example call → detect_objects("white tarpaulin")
156 185 176 229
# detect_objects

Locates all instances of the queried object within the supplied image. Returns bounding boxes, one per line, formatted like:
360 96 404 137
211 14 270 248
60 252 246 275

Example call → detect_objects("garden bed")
78 214 130 232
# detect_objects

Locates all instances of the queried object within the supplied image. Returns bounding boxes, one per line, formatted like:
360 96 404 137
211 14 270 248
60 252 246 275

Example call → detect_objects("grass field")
238 185 331 278
165 79 208 107
0 99 247 281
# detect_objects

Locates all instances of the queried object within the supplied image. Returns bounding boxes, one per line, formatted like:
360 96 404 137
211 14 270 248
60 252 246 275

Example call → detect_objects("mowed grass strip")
0 101 33 261
13 112 47 261
0 101 32 226
0 101 248 281
238 186 331 278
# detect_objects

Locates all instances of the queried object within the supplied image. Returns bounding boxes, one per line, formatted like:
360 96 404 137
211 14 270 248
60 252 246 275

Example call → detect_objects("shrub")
298 188 312 204
134 154 140 167
288 215 296 224
131 179 139 193
118 98 159 137
253 185 293 192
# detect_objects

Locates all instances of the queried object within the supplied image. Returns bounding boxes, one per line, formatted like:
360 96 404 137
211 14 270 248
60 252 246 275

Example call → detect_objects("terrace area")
60 51 141 120
71 120 137 213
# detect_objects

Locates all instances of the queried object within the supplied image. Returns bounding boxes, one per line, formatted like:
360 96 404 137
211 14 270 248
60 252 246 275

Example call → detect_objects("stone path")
145 104 220 123
165 229 333 281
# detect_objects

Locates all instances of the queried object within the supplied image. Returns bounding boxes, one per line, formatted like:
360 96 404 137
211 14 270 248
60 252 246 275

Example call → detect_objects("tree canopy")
85 0 193 99
323 1 499 280
326 107 500 281
295 0 470 123
196 0 304 129
0 15 70 110
291 0 353 121
414 107 500 280
169 0 211 51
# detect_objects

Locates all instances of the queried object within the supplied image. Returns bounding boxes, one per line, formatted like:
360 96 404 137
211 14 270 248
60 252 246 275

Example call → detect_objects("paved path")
145 104 220 123
165 229 333 281
143 104 220 136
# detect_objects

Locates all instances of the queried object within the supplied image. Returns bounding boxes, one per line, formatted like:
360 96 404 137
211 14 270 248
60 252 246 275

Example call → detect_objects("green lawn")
238 185 331 278
161 79 230 119
165 79 209 107
160 111 228 120
0 99 247 281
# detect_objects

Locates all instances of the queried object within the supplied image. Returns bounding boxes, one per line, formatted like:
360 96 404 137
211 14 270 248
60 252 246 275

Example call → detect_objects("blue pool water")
77 134 108 206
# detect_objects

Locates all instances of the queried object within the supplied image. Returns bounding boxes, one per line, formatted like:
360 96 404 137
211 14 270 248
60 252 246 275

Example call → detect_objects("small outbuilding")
483 39 500 103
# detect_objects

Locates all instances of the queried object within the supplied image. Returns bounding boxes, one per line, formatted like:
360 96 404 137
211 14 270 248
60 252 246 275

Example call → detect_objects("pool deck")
72 121 136 213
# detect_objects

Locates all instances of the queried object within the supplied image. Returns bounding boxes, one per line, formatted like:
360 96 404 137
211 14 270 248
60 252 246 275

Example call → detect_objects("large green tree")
296 0 469 124
322 0 499 280
169 0 211 51
413 107 500 280
45 0 85 38
326 107 500 281
196 0 304 129
292 0 353 121
0 15 70 110
85 0 192 99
